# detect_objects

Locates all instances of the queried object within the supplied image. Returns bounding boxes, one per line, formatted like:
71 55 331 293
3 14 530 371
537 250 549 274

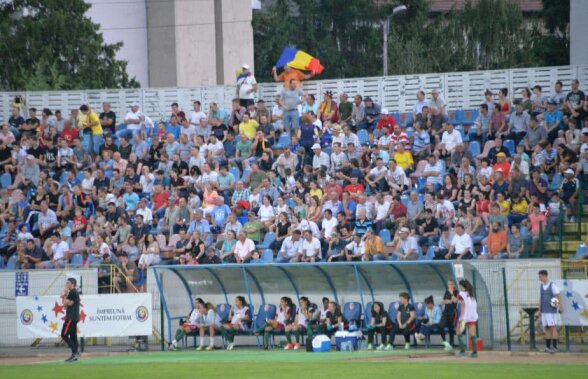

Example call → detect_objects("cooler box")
468 337 484 352
312 335 331 352
335 331 362 351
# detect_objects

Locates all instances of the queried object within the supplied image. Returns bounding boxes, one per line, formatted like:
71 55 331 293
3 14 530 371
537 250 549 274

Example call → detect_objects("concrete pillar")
570 0 588 65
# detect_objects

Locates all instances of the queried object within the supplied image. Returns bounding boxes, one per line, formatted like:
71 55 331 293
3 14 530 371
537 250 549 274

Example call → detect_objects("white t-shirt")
459 291 478 322
207 141 224 157
399 236 418 255
52 241 70 261
451 233 473 256
441 130 463 152
99 242 111 257
258 204 276 222
136 207 153 224
542 282 560 295
237 74 257 100
321 217 338 238
300 237 321 259
124 110 142 131
345 240 364 257
140 173 155 194
235 238 256 260
180 125 196 139
374 201 391 221
189 111 206 127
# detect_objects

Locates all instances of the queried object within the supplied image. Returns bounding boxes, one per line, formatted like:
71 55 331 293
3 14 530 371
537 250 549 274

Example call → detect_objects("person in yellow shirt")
507 194 528 225
362 230 387 261
393 142 414 173
80 104 103 155
238 112 258 139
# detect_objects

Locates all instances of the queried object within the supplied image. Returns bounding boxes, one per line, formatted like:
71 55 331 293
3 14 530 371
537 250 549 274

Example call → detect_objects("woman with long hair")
367 301 391 351
456 279 479 358
196 302 221 351
220 296 252 350
255 297 295 350
168 298 205 350
284 296 313 350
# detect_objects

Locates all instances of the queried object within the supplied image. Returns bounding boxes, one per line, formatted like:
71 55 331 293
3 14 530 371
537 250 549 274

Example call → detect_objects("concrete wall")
174 0 218 87
570 0 588 65
146 0 178 87
86 0 149 87
218 0 255 85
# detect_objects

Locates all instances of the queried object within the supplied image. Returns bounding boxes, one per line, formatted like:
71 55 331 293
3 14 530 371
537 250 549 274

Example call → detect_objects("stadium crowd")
1 65 588 287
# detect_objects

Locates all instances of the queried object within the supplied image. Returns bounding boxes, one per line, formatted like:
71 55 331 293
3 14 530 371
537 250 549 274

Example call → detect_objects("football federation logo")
135 306 149 322
20 309 34 325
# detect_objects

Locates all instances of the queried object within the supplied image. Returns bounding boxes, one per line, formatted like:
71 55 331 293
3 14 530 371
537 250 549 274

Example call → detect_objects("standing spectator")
272 65 313 88
565 79 585 125
360 97 380 131
528 203 546 255
559 168 579 222
99 102 116 135
507 102 529 146
79 104 103 155
236 64 257 109
279 80 304 133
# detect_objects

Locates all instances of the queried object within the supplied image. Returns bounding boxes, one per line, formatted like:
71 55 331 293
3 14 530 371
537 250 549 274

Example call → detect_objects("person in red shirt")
152 184 170 220
376 109 397 138
491 152 511 177
343 176 365 203
323 177 343 199
60 119 79 146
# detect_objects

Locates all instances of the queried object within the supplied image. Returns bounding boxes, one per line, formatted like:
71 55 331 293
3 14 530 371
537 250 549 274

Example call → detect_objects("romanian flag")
275 47 324 74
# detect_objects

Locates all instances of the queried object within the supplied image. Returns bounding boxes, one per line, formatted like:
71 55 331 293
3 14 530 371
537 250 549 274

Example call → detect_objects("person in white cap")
390 227 418 260
236 64 257 109
430 89 446 115
311 143 330 173
121 101 144 139
560 168 579 222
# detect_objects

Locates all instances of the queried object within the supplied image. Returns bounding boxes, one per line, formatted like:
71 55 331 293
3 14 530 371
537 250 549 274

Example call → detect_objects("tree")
0 0 139 91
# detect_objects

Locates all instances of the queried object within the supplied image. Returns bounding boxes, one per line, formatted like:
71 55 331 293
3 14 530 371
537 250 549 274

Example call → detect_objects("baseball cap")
364 96 373 102
26 154 34 160
381 108 389 115
564 168 574 175
496 152 507 157
242 63 250 70
311 143 321 150
399 227 410 233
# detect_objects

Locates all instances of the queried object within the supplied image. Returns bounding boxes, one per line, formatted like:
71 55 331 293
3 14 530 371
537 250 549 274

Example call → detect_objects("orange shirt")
343 184 365 202
364 236 385 256
492 162 511 177
277 70 306 88
487 230 507 257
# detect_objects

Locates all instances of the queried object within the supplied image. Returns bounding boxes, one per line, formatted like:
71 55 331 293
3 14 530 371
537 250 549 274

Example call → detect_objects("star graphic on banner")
79 310 87 323
35 296 39 301
566 291 573 299
37 305 43 312
49 321 58 332
41 314 48 324
52 302 64 317
572 301 580 311
583 310 588 320
563 280 568 287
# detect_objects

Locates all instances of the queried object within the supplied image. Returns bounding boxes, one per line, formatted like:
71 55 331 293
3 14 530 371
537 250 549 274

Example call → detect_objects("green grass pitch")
0 350 584 379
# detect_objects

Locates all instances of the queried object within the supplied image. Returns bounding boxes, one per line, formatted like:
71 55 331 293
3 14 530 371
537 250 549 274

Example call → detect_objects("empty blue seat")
378 229 391 245
547 173 562 192
468 141 481 157
70 254 84 265
229 167 241 182
216 303 231 323
6 255 17 270
357 129 369 145
503 139 515 156
0 173 12 189
343 302 362 330
261 249 274 263
462 109 478 126
256 232 276 250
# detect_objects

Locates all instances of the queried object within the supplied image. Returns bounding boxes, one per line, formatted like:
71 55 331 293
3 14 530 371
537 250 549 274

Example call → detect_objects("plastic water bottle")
340 341 353 352
359 340 368 351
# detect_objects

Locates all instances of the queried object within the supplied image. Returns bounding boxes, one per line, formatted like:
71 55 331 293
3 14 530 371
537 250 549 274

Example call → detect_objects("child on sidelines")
456 279 479 358
196 302 221 351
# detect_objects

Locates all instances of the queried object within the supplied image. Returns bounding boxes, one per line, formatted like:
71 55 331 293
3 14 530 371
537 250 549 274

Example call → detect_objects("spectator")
446 223 473 260
483 222 507 259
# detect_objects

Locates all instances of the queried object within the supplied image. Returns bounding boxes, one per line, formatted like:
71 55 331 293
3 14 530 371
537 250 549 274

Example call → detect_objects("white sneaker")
404 343 410 350
376 344 385 351
443 342 453 351
550 347 557 354
227 342 234 350
543 348 552 353
384 344 393 351
367 343 373 351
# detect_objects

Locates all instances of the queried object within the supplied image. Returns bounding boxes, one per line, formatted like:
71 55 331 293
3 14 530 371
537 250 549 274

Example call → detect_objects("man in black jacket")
62 277 80 362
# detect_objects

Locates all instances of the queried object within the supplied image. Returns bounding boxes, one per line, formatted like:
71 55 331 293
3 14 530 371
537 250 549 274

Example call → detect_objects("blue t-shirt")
544 110 563 129
166 124 181 140
123 192 140 211
212 205 231 227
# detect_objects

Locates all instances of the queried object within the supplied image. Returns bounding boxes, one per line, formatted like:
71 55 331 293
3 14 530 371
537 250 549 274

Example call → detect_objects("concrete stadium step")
543 240 582 254
562 222 588 234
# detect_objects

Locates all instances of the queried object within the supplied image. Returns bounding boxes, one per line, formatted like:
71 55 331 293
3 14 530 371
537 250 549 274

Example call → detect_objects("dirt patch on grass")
0 352 135 365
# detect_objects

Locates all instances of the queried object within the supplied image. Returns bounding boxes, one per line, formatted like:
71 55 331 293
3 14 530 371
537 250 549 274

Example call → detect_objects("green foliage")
253 0 569 79
0 0 139 91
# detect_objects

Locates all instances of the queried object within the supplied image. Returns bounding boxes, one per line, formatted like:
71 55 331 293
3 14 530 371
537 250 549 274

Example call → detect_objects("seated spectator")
390 227 418 260
483 222 507 259
366 301 392 351
389 292 416 350
445 223 473 260
507 224 525 258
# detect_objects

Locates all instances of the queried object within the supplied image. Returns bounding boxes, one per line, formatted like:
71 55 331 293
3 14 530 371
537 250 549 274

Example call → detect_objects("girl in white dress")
456 279 479 358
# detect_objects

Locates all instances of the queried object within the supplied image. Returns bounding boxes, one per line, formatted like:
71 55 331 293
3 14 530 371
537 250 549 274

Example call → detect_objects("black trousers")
439 311 456 345
390 322 416 344
367 326 388 345
61 318 79 355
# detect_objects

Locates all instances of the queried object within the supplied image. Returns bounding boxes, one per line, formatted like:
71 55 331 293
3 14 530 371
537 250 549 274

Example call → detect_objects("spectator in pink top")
528 202 546 255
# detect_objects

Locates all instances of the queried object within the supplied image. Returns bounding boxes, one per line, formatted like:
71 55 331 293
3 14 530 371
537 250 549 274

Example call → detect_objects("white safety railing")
2 65 587 123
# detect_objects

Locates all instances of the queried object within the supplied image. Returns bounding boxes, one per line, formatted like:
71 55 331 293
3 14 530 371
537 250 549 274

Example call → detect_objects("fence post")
558 203 563 258
563 267 570 352
538 223 544 257
160 273 165 352
502 267 511 351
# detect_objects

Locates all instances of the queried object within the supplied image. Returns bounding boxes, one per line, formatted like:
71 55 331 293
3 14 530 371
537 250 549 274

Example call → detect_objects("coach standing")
439 279 458 350
62 277 81 362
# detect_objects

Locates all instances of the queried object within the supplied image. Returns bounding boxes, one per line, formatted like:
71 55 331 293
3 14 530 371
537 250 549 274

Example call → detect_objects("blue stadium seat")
387 302 399 325
364 302 374 328
462 109 478 126
405 127 414 139
468 141 481 157
216 303 231 323
229 167 241 182
6 255 17 270
401 113 413 128
0 173 12 189
261 249 274 263
256 232 276 250
343 302 362 330
286 198 296 209
400 195 409 208
357 129 369 145
272 134 291 150
452 109 465 126
254 304 277 330
503 139 515 156
76 171 85 183
241 168 251 182
378 229 391 245
70 254 84 266
414 302 427 329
